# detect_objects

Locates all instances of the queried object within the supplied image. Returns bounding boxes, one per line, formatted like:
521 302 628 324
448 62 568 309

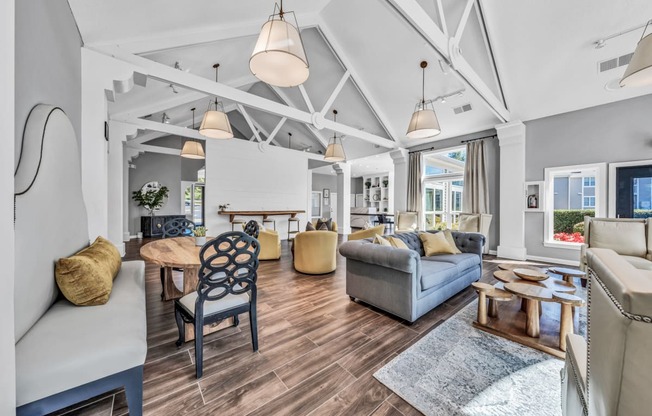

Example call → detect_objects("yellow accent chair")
348 224 386 241
258 228 281 260
293 220 338 274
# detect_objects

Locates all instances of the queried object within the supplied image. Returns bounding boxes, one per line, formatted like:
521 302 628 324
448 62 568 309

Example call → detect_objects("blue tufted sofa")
339 230 485 322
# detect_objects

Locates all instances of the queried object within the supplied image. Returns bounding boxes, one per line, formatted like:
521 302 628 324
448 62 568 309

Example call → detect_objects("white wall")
1 0 15 412
205 140 310 239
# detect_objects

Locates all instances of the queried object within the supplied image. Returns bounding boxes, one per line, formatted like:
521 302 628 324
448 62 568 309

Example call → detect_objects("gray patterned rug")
374 291 587 416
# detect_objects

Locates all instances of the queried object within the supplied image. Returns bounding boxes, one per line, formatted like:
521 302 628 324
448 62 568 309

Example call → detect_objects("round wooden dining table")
140 237 233 341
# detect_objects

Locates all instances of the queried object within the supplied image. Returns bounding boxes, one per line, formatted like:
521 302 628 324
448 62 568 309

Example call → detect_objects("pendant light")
324 110 346 162
406 61 441 139
181 108 205 160
199 64 234 139
620 20 652 87
250 0 310 87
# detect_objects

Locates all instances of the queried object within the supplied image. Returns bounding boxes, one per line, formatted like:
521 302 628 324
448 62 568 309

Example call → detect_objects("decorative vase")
195 236 206 246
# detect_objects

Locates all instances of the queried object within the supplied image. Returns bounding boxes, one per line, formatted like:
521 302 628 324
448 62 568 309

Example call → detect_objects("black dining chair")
160 218 196 299
243 220 260 239
174 231 260 378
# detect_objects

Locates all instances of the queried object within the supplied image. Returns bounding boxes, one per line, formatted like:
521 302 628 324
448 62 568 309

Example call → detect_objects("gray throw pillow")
316 218 333 231
305 221 316 231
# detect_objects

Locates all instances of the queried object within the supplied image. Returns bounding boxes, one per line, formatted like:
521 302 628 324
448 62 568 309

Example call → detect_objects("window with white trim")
422 148 466 230
544 163 606 247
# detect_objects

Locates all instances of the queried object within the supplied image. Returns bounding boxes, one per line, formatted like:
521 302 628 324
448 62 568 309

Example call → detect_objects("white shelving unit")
524 181 545 212
362 172 394 214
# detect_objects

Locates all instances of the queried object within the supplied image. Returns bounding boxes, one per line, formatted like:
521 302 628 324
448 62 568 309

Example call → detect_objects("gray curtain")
463 140 490 214
407 152 422 227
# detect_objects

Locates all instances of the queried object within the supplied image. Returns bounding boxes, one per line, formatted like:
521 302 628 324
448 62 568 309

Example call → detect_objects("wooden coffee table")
549 266 587 287
471 270 583 358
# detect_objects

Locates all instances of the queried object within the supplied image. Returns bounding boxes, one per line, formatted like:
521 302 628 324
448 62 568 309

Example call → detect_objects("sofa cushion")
388 236 410 250
390 232 423 254
348 224 386 241
316 218 334 231
420 232 457 256
420 261 459 291
55 236 122 306
620 255 652 271
589 220 647 257
442 230 462 254
16 261 147 407
373 235 392 246
422 253 480 272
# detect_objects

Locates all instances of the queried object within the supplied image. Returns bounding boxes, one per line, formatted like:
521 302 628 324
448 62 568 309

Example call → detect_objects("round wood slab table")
140 237 233 341
494 270 576 293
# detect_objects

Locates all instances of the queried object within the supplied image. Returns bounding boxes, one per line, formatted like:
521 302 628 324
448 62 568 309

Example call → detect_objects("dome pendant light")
181 108 206 160
199 63 234 139
250 0 310 87
406 61 441 139
324 110 346 162
620 20 652 87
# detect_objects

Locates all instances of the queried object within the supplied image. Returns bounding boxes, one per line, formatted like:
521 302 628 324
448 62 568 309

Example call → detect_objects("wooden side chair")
160 218 195 299
174 231 260 378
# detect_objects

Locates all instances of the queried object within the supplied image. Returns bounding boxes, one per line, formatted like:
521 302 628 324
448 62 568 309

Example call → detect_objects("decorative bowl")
513 268 549 282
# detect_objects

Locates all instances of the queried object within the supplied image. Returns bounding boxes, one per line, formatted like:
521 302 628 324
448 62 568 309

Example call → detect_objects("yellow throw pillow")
442 229 462 254
419 232 457 256
373 235 392 246
55 236 122 306
387 236 409 249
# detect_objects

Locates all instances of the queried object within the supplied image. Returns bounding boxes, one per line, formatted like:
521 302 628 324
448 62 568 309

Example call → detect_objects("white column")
496 121 527 260
0 0 16 411
123 147 131 242
390 148 409 213
306 169 313 232
108 121 135 256
333 163 351 235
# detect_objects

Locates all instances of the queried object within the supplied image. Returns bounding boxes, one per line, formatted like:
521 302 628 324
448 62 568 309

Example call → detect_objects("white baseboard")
497 245 527 260
526 254 580 267
488 250 498 255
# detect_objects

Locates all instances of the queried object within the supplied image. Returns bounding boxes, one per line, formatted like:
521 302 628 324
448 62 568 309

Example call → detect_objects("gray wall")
410 129 500 251
129 152 204 234
351 177 364 194
15 0 82 163
525 94 652 261
312 173 337 218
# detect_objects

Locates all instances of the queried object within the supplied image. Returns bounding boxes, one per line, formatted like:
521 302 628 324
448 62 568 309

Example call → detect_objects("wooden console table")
218 210 305 222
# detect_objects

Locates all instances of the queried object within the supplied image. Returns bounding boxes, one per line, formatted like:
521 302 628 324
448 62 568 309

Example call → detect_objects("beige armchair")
580 217 652 271
258 228 281 260
562 248 652 415
293 221 338 274
458 213 492 253
395 211 418 233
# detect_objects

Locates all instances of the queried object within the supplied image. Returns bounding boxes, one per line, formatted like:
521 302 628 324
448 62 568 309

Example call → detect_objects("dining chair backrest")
163 218 195 238
197 231 260 310
243 220 260 239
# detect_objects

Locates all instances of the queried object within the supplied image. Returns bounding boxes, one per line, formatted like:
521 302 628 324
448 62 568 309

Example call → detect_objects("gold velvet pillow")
373 235 392 246
55 236 122 306
419 232 457 256
387 236 409 249
442 229 462 254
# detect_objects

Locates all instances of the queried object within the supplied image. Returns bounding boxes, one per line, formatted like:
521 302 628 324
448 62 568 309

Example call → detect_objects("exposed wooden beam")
387 0 510 122
266 117 287 144
298 85 315 113
237 104 263 143
320 71 350 116
93 46 397 149
91 15 319 55
454 0 475 41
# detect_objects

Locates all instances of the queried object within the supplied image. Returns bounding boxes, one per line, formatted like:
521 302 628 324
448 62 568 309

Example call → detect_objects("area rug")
374 291 587 416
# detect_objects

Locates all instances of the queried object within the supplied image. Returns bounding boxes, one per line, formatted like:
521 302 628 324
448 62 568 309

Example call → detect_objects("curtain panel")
407 152 422 228
463 139 490 214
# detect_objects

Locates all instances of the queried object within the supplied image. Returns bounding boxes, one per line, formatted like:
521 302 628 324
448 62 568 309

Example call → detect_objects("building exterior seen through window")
423 148 465 230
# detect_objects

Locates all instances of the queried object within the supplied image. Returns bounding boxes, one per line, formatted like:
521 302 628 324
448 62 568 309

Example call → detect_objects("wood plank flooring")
49 238 553 416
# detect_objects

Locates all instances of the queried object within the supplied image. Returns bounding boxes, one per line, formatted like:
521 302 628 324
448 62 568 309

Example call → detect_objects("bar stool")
287 217 300 241
231 218 246 231
262 218 276 230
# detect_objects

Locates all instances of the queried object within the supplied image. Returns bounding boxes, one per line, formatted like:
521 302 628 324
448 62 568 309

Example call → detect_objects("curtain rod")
408 135 497 154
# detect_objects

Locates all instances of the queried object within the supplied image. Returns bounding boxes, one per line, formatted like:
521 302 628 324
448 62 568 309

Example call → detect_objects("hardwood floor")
50 238 539 416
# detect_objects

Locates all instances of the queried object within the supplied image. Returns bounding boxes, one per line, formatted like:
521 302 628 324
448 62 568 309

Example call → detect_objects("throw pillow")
305 221 316 231
55 236 122 306
419 232 457 256
373 235 392 246
316 218 333 231
388 236 409 250
442 229 462 254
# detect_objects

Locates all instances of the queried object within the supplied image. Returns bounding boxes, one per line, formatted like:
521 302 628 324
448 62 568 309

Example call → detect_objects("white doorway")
330 193 338 223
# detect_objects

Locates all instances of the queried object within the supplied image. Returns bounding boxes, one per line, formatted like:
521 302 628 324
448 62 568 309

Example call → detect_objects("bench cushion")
16 261 147 406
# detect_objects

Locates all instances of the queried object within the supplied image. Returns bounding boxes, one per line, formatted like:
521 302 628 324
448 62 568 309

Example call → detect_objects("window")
544 163 606 248
422 148 466 230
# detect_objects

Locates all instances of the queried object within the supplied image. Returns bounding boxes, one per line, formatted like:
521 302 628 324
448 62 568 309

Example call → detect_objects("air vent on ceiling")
598 52 633 73
453 103 472 115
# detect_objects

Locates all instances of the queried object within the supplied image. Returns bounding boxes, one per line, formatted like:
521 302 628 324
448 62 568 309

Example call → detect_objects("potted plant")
132 185 169 216
382 179 389 188
218 203 230 212
193 226 207 246
365 180 371 189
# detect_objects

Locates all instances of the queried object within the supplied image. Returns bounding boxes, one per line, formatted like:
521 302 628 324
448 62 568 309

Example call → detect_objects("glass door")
615 165 652 218
183 183 205 226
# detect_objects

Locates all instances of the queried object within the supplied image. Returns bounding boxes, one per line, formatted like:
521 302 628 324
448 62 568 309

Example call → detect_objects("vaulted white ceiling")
68 0 652 159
